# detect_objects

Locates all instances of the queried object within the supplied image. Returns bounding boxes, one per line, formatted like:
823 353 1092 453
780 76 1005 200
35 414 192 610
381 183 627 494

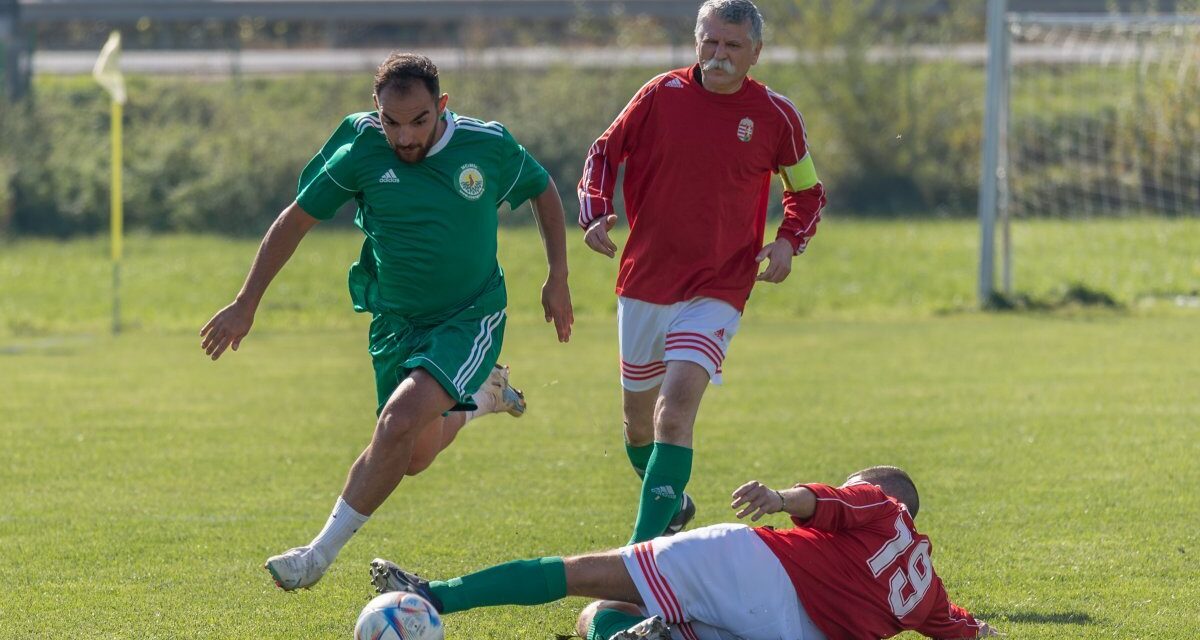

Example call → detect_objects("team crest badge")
456 164 485 201
737 117 754 142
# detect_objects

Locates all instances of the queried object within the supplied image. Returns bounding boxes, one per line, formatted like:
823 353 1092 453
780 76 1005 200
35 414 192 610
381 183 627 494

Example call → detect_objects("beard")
392 125 439 164
701 57 736 74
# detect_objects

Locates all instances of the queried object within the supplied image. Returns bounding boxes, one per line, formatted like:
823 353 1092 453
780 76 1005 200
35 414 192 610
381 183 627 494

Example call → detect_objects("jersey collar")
426 111 456 158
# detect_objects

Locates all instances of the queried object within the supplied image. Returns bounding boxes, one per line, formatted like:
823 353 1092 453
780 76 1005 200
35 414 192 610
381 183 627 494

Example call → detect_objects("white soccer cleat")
264 545 329 591
608 615 672 640
479 364 526 417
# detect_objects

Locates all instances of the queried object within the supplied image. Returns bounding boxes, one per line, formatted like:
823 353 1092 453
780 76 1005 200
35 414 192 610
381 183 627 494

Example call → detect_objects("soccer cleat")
663 492 696 536
264 545 329 591
480 364 526 417
370 558 444 612
608 615 672 640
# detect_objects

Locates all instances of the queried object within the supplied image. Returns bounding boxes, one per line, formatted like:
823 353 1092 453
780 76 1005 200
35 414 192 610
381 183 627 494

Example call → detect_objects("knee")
375 410 422 447
654 403 694 441
623 420 653 447
405 451 434 476
577 601 642 639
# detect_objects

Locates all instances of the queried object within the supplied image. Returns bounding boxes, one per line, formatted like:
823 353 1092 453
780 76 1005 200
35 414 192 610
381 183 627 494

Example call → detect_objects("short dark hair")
849 465 920 518
374 52 440 99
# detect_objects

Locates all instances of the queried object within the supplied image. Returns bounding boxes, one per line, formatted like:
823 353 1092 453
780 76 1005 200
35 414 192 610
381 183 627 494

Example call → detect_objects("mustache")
701 57 736 73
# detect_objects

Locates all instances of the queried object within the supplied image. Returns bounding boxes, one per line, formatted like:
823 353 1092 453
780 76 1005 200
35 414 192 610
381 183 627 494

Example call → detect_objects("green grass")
1 220 1199 638
2 217 1198 338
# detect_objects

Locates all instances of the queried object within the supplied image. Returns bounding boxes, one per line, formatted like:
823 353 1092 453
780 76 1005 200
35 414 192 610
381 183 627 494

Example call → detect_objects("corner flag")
93 31 126 334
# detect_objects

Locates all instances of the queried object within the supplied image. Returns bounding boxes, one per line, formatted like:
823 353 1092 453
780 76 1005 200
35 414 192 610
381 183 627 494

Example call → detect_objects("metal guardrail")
17 0 699 22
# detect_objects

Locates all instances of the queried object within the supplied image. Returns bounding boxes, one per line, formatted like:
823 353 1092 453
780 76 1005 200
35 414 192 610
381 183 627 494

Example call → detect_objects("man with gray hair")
578 0 828 545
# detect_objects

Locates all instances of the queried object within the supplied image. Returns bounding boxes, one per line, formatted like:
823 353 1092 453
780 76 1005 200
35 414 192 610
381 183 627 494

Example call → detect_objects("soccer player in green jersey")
199 53 574 591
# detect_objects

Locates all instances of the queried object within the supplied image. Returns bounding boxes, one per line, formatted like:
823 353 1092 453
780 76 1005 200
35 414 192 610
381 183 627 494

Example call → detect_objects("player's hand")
542 274 574 343
583 215 619 258
200 299 256 361
755 238 795 283
731 480 784 522
976 622 1003 638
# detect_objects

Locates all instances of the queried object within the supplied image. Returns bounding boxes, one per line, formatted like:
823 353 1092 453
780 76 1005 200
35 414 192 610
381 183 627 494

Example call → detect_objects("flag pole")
111 99 123 334
93 31 126 335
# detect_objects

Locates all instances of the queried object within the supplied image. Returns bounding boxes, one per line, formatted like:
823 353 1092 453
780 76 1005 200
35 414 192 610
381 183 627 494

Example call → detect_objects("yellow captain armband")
778 155 819 192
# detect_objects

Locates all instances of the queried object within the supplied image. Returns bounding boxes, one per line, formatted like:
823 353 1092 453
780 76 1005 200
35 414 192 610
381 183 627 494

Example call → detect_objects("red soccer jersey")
754 483 984 640
578 65 826 312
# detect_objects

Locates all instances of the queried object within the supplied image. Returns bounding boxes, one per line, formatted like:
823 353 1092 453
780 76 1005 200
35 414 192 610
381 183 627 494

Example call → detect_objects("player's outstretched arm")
529 177 574 343
200 202 320 360
731 480 816 521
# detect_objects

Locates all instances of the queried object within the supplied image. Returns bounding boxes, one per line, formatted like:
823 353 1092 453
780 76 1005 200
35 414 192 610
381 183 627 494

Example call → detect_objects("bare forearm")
236 202 318 307
531 179 569 278
777 486 817 520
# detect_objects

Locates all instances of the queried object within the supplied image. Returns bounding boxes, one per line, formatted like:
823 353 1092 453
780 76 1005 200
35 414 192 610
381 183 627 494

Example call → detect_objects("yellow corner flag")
93 31 126 334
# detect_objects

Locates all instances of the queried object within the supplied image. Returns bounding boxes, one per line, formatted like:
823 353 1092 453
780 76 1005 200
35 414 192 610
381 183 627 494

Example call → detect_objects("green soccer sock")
429 557 567 615
625 441 653 479
588 608 647 640
629 442 693 544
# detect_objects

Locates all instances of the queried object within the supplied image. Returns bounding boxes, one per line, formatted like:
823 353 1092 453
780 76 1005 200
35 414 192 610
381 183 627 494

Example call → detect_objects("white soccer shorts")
617 296 741 391
619 523 827 640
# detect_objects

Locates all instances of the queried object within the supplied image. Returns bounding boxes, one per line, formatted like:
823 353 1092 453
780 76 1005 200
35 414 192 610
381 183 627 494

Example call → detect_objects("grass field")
1 219 1198 638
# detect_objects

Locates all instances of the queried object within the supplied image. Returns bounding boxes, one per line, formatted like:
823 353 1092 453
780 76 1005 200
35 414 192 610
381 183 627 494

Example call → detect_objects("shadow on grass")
978 610 1096 625
984 282 1125 313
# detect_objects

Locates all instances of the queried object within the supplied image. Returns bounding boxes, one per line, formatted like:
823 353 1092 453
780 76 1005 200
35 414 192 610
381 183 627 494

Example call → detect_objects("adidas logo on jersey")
665 78 684 88
379 169 399 183
651 486 677 500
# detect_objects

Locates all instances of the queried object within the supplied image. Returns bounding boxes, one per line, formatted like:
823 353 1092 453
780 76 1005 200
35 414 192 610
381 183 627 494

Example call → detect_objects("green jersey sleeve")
496 127 550 210
296 117 361 220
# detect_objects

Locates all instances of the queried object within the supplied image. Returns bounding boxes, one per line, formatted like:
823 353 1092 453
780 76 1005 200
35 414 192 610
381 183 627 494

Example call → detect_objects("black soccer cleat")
663 492 696 536
369 558 444 613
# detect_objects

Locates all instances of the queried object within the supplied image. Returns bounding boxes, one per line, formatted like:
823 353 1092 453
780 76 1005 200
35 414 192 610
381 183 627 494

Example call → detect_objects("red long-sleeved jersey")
755 483 985 640
578 64 826 312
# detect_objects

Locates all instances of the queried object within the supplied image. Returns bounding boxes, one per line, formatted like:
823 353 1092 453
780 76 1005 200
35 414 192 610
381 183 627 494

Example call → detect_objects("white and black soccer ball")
354 591 444 640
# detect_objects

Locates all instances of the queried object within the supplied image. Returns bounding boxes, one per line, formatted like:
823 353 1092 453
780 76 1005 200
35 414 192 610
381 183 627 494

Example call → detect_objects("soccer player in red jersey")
576 0 828 544
369 465 998 640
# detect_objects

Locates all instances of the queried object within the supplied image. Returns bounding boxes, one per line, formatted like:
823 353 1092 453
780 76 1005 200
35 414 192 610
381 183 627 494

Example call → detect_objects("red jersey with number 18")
754 483 984 640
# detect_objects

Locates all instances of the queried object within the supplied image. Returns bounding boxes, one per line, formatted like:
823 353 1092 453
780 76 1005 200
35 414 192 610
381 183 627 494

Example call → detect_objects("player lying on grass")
370 466 998 640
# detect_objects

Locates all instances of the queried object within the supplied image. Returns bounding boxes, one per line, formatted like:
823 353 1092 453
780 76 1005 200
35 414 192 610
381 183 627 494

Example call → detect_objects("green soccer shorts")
367 280 507 414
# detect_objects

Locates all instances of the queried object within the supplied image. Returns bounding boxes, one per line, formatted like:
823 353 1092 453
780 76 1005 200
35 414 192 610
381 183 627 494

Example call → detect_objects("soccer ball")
354 591 444 640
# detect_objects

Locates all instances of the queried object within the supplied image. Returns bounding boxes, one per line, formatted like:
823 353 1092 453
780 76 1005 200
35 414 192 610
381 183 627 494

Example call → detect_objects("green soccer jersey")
296 110 550 317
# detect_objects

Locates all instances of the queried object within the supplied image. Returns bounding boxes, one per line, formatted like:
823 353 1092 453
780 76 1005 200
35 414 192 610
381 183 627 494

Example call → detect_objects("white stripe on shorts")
452 310 504 393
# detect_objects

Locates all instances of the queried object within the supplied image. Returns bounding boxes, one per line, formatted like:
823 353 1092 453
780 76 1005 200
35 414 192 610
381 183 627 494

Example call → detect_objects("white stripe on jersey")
497 148 527 206
354 114 382 133
454 116 504 136
456 123 503 137
318 149 355 193
766 88 810 164
579 73 669 227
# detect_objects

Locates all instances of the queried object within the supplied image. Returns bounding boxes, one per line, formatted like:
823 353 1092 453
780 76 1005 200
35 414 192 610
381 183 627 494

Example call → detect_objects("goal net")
979 9 1200 301
1008 14 1200 220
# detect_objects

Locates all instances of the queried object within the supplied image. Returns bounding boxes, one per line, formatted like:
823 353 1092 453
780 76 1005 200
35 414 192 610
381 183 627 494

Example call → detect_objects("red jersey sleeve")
766 89 825 254
794 482 901 532
914 578 986 639
577 74 665 229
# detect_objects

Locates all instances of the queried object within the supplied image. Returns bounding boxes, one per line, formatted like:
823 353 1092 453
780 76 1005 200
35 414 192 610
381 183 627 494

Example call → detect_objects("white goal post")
977 0 1200 305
